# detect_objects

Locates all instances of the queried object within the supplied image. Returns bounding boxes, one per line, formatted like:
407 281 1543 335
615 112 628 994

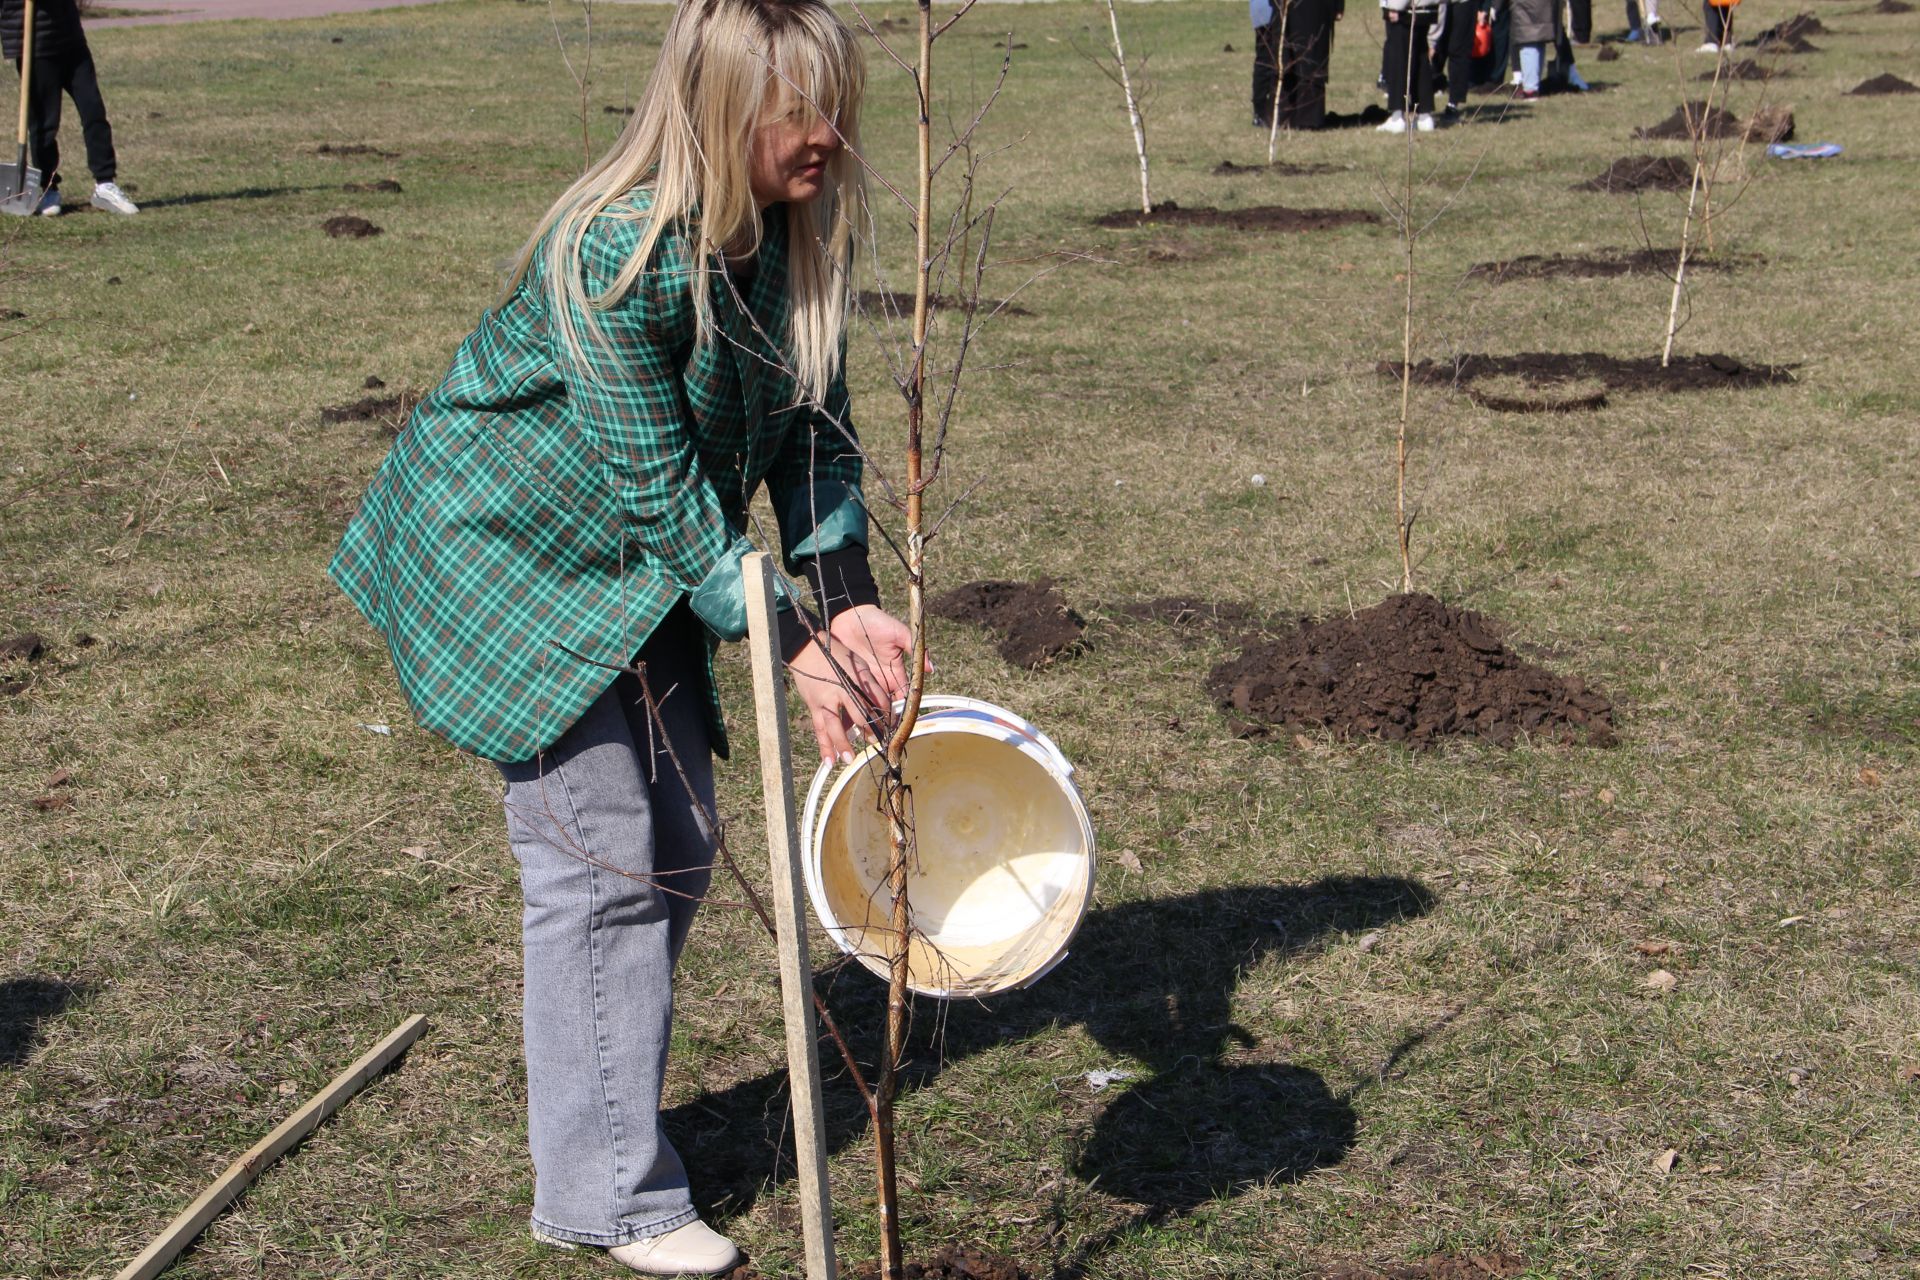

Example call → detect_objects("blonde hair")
509 0 865 405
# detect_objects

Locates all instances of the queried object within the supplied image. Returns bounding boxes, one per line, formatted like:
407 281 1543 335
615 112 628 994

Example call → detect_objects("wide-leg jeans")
497 614 717 1246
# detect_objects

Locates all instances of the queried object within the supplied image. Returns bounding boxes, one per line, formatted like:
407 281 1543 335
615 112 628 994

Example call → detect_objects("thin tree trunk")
1103 0 1151 214
873 6 936 1279
1266 0 1291 164
1395 11 1416 594
1665 25 1729 367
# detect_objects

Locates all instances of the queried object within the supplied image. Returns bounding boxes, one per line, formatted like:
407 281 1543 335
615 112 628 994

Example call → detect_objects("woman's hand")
828 605 915 705
787 630 892 765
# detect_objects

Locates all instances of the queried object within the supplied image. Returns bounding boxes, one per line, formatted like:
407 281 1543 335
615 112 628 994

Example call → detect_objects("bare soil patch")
323 215 382 239
1466 247 1757 283
1094 200 1379 232
1596 44 1621 61
1635 101 1794 142
1576 155 1693 193
1382 351 1793 411
341 179 402 193
854 289 1032 318
1 632 47 696
1851 72 1920 94
1207 593 1616 748
1319 1253 1527 1280
1873 0 1913 13
1213 158 1342 176
848 1247 1033 1280
932 579 1086 668
314 142 396 157
320 388 421 433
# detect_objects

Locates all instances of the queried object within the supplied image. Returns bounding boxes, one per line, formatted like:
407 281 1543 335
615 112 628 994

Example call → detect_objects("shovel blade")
0 162 45 216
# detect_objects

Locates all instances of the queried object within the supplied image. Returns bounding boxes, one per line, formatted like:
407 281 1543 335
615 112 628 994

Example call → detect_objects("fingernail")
839 751 854 765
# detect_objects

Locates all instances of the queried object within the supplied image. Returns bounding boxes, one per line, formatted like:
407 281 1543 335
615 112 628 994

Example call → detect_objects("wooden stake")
743 551 839 1280
113 1014 429 1280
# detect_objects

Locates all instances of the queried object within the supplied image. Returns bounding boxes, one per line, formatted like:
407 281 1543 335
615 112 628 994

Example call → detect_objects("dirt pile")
320 388 421 432
1850 73 1920 94
1212 159 1340 176
1320 1254 1527 1280
1700 58 1787 81
1383 351 1791 412
1207 594 1615 748
1094 201 1379 232
1635 100 1743 139
315 142 396 157
931 579 1085 668
2 632 46 696
1466 247 1754 283
1753 12 1825 49
850 1247 1033 1280
323 215 381 239
1874 0 1913 13
342 179 402 193
1596 44 1621 61
1575 155 1692 193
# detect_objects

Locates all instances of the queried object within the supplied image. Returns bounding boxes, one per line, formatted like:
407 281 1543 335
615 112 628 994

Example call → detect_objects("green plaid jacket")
329 192 867 762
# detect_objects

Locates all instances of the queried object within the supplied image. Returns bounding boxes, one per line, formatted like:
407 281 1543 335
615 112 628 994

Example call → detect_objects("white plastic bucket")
801 696 1096 999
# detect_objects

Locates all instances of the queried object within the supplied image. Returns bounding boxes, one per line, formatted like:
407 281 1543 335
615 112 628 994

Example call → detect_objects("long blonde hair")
510 0 865 405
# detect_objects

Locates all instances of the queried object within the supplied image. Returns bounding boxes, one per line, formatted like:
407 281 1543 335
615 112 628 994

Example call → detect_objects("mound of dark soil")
1754 11 1826 42
1384 351 1793 408
323 215 382 239
1700 57 1788 81
1755 33 1821 52
320 390 421 432
1635 100 1742 139
603 104 634 115
342 179 402 193
853 289 1031 318
0 307 24 320
1576 155 1693 193
1466 247 1755 283
1320 1253 1527 1280
932 579 1085 668
1874 0 1913 13
315 142 396 157
1 632 47 696
1213 158 1341 176
1207 593 1615 748
1597 44 1621 60
1851 72 1920 94
850 1246 1033 1280
1094 200 1379 232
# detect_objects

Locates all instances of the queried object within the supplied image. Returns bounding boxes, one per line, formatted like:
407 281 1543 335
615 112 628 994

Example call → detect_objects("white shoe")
34 187 60 216
1376 111 1408 134
1415 112 1436 132
91 181 139 215
1696 41 1719 52
607 1220 741 1276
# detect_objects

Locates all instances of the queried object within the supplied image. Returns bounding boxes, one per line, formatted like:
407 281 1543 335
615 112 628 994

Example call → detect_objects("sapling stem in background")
1266 0 1292 165
1394 12 1416 593
1664 14 1731 368
546 0 597 171
1101 0 1152 213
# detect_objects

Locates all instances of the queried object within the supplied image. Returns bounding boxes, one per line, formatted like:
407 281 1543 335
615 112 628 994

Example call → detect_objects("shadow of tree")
1 976 89 1068
139 186 335 209
667 875 1433 1228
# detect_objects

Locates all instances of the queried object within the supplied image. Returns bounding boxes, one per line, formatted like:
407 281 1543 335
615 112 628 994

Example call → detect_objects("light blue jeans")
497 611 717 1246
1518 42 1545 92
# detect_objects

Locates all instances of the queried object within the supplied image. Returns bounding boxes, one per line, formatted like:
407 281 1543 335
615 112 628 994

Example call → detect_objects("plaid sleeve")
765 355 869 574
567 211 766 639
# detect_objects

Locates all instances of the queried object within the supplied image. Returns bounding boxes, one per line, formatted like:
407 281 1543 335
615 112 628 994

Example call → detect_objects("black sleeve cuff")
797 545 882 617
777 604 822 664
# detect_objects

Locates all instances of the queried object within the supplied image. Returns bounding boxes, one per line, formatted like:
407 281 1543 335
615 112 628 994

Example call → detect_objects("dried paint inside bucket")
803 697 1096 998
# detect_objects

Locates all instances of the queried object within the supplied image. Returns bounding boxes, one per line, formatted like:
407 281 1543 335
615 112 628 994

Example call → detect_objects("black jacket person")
2 0 136 214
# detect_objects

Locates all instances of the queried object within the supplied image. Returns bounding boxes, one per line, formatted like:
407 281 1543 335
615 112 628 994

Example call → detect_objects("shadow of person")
1 976 89 1069
666 875 1431 1221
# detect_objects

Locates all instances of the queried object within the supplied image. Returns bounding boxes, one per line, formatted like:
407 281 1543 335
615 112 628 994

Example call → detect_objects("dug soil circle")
1095 200 1379 232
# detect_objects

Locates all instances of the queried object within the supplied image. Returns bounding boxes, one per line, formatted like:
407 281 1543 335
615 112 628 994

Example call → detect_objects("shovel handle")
16 0 36 153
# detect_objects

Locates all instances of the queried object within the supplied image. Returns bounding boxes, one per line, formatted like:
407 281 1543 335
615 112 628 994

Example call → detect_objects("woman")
1378 0 1442 132
329 0 906 1272
1251 0 1344 131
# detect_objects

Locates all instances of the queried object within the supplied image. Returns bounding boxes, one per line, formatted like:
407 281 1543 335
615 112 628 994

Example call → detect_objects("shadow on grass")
139 185 335 209
1 976 90 1068
669 875 1434 1230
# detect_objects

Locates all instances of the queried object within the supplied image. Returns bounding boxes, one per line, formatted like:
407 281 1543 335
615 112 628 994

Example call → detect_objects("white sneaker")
1415 112 1436 132
607 1220 741 1276
1696 40 1719 52
1376 111 1408 134
91 181 138 215
34 187 60 216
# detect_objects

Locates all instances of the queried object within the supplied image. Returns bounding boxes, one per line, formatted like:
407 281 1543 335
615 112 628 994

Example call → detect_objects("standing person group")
1250 0 1344 130
1 0 137 216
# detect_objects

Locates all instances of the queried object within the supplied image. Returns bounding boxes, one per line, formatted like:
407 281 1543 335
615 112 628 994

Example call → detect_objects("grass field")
3 1 1918 1276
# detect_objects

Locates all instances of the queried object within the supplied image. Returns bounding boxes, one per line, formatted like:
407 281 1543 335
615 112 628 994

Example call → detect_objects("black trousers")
1702 1 1730 42
14 46 117 188
1566 0 1592 41
1383 8 1436 115
1442 0 1477 105
1252 0 1337 129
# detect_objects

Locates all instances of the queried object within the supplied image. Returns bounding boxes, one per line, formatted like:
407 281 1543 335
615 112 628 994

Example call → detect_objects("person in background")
1698 0 1732 51
1 0 137 216
1626 0 1667 41
1438 0 1482 118
1379 0 1442 131
1508 0 1556 97
1252 0 1344 130
1565 0 1593 42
